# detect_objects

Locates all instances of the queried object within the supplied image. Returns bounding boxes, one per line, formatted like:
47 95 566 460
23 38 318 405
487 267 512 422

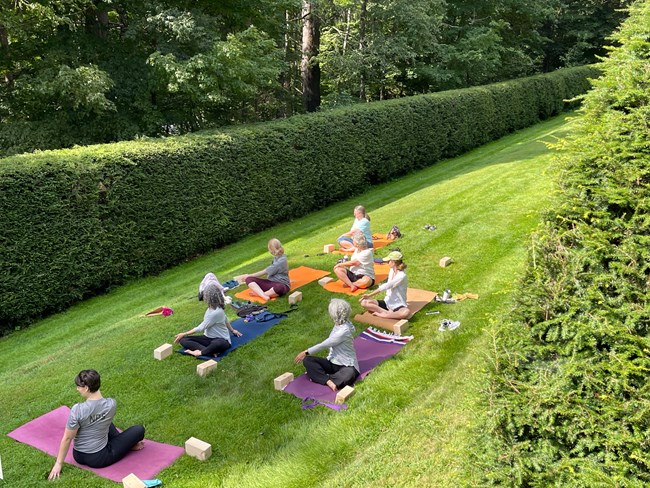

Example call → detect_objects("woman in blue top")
338 205 373 250
238 238 290 302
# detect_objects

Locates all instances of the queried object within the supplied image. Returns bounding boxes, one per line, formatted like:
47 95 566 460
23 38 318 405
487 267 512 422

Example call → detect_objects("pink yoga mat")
7 406 184 482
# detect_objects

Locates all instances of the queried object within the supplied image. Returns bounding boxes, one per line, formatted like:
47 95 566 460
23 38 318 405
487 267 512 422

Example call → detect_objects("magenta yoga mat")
7 405 184 482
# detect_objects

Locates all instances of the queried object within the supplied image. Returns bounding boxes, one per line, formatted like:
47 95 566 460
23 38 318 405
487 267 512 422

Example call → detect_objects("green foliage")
488 2 650 484
147 26 284 130
0 66 596 333
0 113 565 487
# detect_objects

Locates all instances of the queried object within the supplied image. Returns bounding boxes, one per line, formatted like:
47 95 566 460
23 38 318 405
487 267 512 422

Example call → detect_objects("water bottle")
442 289 451 301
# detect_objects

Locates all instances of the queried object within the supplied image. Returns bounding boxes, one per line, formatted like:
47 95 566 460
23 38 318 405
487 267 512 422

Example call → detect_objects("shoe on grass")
447 320 461 331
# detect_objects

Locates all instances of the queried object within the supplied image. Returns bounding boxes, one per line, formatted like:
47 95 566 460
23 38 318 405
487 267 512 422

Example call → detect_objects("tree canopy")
0 0 631 155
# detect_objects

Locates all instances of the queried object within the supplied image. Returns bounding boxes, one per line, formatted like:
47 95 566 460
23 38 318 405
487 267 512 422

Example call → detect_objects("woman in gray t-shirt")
237 238 290 302
48 370 145 480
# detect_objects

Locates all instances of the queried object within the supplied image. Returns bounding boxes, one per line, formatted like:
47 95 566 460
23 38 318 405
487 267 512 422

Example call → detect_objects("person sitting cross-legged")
333 232 375 292
294 299 359 392
175 283 242 357
48 370 145 480
359 250 410 320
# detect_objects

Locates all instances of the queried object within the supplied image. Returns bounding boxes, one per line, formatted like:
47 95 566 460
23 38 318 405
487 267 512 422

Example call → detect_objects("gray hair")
328 298 351 326
352 231 368 249
204 284 225 310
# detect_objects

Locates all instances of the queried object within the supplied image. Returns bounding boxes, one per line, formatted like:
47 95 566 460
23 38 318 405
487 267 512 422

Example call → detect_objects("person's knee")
133 425 145 440
303 355 316 367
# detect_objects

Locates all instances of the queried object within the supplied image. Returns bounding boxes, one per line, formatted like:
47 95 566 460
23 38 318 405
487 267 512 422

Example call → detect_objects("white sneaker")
447 320 461 331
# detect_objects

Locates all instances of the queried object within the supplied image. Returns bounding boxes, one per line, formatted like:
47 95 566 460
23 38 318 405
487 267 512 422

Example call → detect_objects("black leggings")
180 335 230 357
73 423 145 468
303 356 359 390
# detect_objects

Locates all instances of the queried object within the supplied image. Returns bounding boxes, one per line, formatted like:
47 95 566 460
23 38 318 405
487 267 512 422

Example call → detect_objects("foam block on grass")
185 437 212 461
393 319 409 335
196 360 218 377
335 386 355 404
439 256 453 267
288 291 302 305
318 276 334 286
323 244 335 253
122 473 146 488
274 372 294 390
154 343 173 360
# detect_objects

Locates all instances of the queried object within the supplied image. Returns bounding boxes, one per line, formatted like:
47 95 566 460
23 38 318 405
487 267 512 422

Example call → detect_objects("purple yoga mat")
283 329 408 403
7 406 184 482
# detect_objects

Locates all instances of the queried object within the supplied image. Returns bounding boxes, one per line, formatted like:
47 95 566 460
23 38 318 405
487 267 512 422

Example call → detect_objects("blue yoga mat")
176 311 287 361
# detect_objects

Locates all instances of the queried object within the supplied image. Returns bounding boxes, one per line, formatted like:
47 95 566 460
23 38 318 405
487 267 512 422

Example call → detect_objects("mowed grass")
0 114 567 487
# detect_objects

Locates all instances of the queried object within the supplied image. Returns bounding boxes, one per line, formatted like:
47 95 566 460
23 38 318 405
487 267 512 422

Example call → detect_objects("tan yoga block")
274 372 294 390
318 276 334 286
324 244 335 253
335 385 355 404
122 473 146 488
196 359 218 377
393 319 409 335
185 436 212 461
288 291 303 305
439 256 453 268
154 343 173 360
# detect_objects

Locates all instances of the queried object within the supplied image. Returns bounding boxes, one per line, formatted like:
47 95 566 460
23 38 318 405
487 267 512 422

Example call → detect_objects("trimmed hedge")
0 66 598 333
487 3 650 485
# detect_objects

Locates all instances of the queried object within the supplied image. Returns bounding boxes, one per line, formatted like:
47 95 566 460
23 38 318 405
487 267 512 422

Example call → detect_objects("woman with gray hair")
333 231 375 292
174 284 242 357
294 299 359 391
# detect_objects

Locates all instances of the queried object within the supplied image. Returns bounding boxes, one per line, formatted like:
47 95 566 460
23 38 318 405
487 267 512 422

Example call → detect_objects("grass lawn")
0 114 567 487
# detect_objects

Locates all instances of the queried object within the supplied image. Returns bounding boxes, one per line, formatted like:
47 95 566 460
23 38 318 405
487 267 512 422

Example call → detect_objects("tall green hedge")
487 3 650 485
0 66 597 333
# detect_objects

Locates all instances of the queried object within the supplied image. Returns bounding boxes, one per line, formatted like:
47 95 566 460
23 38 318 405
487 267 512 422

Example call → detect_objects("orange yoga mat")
354 288 438 327
235 265 330 303
333 234 396 254
323 263 390 296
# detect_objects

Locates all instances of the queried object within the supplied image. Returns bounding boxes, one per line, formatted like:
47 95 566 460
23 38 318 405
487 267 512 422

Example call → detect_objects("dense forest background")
0 0 630 156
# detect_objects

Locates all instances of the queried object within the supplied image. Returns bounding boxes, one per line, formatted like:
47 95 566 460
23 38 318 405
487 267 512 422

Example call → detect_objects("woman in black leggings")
48 369 145 480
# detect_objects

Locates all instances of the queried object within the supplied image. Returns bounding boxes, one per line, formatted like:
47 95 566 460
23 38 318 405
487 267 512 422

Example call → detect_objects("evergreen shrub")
488 3 650 485
0 66 597 333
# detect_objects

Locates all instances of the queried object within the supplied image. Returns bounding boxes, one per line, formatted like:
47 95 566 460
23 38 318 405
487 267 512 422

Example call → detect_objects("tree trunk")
301 0 320 112
359 0 367 101
0 24 13 87
85 1 109 39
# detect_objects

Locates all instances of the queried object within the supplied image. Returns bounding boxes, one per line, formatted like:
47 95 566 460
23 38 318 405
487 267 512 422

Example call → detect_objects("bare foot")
187 349 202 357
350 285 358 292
253 291 269 302
131 441 145 451
326 380 338 392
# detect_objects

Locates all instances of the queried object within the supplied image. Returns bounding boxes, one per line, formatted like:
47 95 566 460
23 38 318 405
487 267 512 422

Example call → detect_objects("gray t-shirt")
66 397 116 454
265 254 290 287
195 307 231 343
307 321 359 373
